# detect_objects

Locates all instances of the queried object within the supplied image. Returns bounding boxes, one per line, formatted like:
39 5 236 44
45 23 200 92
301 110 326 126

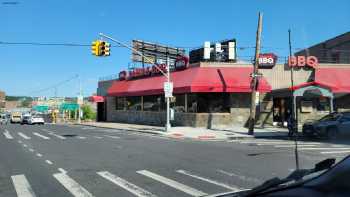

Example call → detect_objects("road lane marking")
33 132 50 140
47 132 66 139
29 148 34 152
53 173 94 197
77 136 86 139
137 170 207 196
257 142 321 146
94 136 103 139
176 169 241 191
45 160 53 165
23 144 28 147
274 144 318 148
104 135 120 139
299 147 350 150
97 171 157 197
216 170 261 184
321 150 350 154
3 129 14 139
11 174 37 197
36 153 42 157
18 132 31 140
58 168 67 174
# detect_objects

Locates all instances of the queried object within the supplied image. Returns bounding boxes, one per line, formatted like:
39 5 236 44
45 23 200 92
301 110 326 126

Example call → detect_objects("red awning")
315 68 350 93
108 66 272 96
289 68 350 93
89 95 105 103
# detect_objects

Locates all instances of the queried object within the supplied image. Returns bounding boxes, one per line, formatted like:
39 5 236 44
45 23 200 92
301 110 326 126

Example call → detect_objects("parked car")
28 115 45 125
21 115 31 125
302 112 350 139
0 114 8 125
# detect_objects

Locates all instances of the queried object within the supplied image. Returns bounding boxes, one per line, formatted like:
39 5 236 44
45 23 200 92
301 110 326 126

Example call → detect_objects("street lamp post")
98 33 172 132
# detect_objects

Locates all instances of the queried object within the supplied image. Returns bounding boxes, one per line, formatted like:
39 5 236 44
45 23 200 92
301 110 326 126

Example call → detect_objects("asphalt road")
0 123 349 197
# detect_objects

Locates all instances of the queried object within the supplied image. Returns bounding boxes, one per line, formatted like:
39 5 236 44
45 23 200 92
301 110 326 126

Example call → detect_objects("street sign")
163 82 173 98
77 96 84 105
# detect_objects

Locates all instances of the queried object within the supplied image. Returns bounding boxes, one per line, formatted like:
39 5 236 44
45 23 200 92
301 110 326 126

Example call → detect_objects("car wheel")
327 127 338 140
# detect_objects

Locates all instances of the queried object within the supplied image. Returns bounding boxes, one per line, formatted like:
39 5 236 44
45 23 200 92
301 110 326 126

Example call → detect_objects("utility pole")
248 12 263 135
289 29 300 170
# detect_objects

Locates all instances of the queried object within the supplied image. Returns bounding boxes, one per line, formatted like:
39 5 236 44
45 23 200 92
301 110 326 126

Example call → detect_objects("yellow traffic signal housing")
91 40 101 56
99 41 111 56
104 42 111 56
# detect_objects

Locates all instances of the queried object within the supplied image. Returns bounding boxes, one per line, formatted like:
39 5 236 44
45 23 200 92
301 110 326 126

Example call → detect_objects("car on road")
302 112 350 139
10 111 22 123
28 115 45 125
21 115 31 125
0 114 8 125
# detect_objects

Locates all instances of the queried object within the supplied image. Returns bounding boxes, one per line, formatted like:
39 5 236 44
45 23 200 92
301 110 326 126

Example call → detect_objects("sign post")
164 57 172 131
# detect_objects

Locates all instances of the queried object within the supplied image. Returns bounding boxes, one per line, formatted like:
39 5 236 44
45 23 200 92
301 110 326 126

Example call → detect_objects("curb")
75 124 164 136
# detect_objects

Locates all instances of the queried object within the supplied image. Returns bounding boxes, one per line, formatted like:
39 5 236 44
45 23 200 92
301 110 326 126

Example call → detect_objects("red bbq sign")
258 53 277 68
288 56 318 68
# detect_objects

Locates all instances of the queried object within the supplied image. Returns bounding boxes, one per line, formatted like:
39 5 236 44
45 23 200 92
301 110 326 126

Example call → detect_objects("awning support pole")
330 96 334 113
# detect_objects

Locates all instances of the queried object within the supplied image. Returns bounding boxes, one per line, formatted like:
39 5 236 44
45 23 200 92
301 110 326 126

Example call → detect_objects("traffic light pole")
98 33 171 132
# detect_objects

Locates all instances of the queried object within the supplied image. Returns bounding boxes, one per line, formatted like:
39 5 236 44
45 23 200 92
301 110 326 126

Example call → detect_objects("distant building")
0 90 5 111
295 32 350 64
5 101 19 111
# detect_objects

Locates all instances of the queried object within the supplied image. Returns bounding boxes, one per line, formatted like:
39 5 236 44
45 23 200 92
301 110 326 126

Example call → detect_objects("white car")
28 116 45 125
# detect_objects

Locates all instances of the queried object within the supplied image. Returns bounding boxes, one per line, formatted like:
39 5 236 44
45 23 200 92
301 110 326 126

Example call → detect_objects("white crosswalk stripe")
274 144 318 148
11 174 37 197
3 129 14 139
97 171 157 197
104 135 120 139
47 132 66 139
321 150 350 154
18 132 31 140
53 172 94 197
176 169 242 191
137 170 207 196
33 132 50 140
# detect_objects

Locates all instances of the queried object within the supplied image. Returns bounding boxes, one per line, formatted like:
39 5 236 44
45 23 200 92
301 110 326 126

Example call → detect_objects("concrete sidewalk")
77 122 289 141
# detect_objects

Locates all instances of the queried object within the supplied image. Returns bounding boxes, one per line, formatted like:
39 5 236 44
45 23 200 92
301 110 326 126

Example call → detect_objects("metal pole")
99 33 168 78
248 12 263 135
289 29 300 170
166 56 171 131
77 76 82 124
98 33 171 132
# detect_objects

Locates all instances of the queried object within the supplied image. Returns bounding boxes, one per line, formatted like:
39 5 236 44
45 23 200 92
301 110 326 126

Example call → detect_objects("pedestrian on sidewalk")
287 114 296 137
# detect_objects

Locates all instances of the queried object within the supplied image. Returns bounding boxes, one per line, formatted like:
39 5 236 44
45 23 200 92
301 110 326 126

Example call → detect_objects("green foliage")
81 105 96 120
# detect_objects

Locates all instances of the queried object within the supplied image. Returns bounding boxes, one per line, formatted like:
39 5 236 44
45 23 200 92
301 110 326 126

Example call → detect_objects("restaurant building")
95 33 350 128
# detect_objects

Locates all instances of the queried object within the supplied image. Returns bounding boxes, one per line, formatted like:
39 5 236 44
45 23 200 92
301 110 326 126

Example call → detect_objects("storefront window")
126 96 142 111
187 94 198 113
115 97 126 110
187 93 230 113
317 97 330 111
143 95 164 111
174 94 186 112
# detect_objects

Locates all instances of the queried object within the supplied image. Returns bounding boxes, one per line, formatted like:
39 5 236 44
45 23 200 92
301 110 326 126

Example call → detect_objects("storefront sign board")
288 56 318 68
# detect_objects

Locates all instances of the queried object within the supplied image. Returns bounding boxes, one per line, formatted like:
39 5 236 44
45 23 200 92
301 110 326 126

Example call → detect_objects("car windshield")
319 114 341 122
1 1 350 196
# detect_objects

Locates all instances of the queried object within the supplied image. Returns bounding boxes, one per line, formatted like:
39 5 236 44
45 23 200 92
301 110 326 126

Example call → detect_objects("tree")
81 105 96 120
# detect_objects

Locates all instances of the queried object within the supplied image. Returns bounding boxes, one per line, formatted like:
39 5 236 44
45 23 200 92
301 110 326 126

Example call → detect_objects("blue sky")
1 0 349 97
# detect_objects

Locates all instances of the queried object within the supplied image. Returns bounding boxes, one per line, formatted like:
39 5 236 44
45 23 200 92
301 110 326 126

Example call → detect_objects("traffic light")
91 40 101 56
99 41 111 56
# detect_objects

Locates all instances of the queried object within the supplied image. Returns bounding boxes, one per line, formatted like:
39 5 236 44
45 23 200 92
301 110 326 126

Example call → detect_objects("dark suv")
302 112 350 139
